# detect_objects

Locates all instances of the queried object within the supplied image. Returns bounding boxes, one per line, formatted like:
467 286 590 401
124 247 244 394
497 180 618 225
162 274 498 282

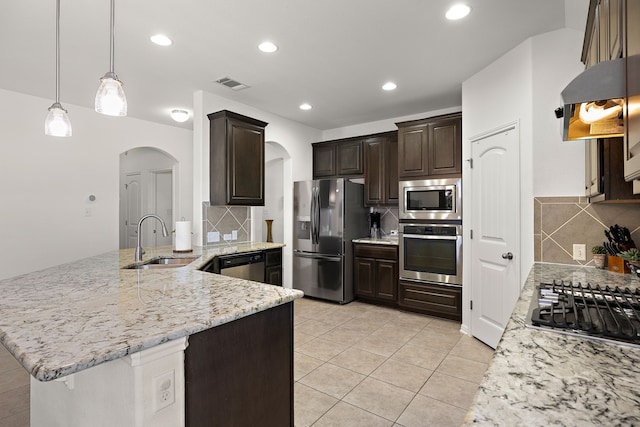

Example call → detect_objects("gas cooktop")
525 280 640 348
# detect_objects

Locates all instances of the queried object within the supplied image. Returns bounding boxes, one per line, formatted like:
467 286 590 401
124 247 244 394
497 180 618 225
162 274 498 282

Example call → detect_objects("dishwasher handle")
219 251 265 269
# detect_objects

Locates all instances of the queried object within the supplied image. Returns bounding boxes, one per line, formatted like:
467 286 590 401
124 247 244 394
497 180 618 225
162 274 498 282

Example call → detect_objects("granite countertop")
352 236 399 245
465 263 640 426
0 242 302 382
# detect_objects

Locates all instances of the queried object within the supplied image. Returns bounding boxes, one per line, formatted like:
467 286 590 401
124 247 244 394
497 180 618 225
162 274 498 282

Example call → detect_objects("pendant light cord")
109 0 115 74
55 0 61 103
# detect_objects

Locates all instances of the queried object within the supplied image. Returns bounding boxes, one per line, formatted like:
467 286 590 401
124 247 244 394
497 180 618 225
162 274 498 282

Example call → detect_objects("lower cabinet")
265 248 282 286
185 302 293 427
354 244 398 303
398 280 462 321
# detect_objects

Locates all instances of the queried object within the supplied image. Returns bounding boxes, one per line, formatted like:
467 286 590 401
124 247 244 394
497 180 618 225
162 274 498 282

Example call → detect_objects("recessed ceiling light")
382 82 397 91
170 109 189 122
299 103 312 111
150 34 173 46
445 4 471 20
258 41 278 53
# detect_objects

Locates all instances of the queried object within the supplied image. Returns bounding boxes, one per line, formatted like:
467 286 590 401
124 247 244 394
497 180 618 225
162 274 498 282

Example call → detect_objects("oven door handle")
401 234 459 240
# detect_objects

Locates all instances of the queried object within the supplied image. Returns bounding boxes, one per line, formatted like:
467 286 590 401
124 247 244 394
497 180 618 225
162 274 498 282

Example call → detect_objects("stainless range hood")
561 58 625 141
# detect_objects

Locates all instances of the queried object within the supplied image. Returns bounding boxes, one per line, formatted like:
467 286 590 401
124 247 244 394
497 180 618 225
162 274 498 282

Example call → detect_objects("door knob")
502 252 514 260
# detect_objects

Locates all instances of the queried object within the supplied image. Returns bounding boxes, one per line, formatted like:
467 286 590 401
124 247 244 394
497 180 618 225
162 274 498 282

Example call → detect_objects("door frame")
461 121 521 340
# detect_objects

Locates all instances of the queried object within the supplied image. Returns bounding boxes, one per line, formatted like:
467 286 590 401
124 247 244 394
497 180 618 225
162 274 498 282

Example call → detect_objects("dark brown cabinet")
354 244 398 303
364 132 398 206
397 113 462 179
587 138 640 201
208 110 268 206
312 139 363 178
398 280 462 321
185 302 293 427
312 143 336 178
265 248 283 286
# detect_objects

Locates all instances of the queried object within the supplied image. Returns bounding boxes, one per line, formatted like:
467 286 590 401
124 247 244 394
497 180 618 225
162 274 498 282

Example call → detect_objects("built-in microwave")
399 178 461 221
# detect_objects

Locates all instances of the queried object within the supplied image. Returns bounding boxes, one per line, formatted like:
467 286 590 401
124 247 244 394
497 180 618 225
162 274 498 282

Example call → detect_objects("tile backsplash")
370 207 399 237
202 203 251 245
534 196 640 266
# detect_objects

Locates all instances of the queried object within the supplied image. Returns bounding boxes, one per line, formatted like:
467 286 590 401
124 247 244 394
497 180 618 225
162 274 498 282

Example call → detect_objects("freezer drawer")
293 253 351 303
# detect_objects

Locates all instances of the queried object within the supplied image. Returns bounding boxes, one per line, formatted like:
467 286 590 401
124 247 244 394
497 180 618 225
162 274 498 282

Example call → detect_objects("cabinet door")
608 0 622 59
585 139 602 197
398 281 461 321
428 117 462 176
337 140 363 176
375 259 397 302
265 266 282 286
364 138 385 205
227 118 265 205
398 124 429 178
385 137 399 204
313 144 336 178
354 257 375 298
625 0 640 181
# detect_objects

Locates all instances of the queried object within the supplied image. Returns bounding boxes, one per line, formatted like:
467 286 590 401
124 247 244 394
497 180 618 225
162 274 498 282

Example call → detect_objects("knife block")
607 256 631 274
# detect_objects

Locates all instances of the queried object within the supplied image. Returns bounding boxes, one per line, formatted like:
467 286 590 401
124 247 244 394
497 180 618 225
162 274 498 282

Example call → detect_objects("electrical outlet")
232 230 238 240
223 233 232 241
573 244 586 261
153 370 175 412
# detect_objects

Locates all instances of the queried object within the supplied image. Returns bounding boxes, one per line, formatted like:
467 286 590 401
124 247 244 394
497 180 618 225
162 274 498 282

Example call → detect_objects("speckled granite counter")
352 237 399 245
465 263 640 426
0 242 302 382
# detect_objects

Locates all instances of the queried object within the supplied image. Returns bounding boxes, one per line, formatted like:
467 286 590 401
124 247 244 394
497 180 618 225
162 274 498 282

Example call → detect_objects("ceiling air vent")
215 77 249 91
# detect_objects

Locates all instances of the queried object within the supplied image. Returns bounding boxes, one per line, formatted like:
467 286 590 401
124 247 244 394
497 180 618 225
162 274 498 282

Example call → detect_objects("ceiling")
0 0 587 131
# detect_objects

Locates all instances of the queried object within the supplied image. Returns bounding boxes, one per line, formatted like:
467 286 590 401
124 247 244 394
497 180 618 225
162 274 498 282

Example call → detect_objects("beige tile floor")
0 298 493 427
294 297 494 427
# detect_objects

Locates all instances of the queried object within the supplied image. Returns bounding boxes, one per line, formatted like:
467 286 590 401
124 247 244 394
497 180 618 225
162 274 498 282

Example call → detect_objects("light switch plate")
207 232 220 243
573 244 586 261
232 230 238 240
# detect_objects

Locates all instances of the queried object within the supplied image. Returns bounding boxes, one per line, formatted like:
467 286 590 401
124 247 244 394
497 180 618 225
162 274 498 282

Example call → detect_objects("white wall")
321 106 462 141
0 88 193 280
461 27 586 332
532 28 586 195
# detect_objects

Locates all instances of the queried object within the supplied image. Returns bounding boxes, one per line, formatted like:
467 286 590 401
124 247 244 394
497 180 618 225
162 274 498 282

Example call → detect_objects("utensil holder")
607 256 630 274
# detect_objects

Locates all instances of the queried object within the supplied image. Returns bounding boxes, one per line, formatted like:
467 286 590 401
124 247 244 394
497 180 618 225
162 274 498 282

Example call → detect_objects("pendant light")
44 0 72 137
95 0 127 116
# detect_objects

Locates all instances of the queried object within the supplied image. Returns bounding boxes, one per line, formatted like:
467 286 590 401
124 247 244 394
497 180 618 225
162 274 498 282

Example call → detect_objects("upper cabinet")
396 113 462 179
363 132 398 206
624 0 640 182
585 138 640 201
208 110 268 206
582 0 623 68
312 138 363 179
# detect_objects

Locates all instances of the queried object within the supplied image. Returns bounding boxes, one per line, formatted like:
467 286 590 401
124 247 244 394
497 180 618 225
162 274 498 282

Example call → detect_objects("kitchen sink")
123 256 199 270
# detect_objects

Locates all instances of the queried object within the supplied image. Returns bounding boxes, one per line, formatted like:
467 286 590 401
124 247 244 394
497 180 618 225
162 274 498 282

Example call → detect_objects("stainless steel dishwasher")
201 251 265 282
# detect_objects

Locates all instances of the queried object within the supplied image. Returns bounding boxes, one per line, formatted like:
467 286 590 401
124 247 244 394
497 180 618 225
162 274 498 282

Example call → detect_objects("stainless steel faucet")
135 214 169 262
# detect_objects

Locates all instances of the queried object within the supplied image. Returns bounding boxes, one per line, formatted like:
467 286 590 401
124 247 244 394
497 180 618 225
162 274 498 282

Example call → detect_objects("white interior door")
153 170 173 246
470 123 520 348
124 173 142 249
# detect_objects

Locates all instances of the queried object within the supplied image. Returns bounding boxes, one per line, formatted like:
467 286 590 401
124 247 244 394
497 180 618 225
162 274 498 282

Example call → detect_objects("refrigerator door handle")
293 252 342 262
312 185 321 244
310 185 316 245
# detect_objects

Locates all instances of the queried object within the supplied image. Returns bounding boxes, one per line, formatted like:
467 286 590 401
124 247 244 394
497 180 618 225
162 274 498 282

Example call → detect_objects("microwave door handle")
402 234 459 240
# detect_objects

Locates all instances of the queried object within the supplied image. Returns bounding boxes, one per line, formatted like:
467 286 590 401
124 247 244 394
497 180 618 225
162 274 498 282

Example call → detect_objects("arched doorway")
119 147 178 249
253 141 293 288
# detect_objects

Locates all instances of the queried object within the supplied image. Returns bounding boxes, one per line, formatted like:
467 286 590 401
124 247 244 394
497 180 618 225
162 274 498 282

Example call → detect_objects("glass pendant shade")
45 103 72 137
95 72 127 116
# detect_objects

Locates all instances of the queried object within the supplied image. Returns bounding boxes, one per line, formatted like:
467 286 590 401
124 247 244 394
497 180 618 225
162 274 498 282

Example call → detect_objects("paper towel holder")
173 218 194 253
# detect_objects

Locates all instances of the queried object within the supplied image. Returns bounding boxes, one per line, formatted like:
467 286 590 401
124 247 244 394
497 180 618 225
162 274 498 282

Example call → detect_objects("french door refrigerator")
293 178 368 303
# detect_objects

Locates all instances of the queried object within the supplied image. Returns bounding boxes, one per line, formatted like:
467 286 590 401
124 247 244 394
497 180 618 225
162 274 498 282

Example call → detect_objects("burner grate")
530 280 640 345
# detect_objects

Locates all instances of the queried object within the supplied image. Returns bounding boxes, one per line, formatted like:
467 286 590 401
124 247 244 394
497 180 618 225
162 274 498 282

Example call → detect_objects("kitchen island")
0 242 302 427
465 263 640 426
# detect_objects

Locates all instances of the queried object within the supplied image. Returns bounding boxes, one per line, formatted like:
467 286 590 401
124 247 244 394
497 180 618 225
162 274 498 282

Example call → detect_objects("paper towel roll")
174 221 192 252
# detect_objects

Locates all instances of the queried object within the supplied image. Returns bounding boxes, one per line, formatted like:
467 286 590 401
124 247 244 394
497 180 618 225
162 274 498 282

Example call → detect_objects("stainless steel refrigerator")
293 178 369 303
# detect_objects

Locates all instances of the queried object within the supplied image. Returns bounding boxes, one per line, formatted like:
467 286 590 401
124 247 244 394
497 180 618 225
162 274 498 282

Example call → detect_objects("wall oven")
399 178 461 221
399 223 462 286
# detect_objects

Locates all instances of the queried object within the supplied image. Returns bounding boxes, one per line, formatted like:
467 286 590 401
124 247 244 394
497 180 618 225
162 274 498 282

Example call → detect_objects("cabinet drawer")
354 244 397 260
399 281 461 321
